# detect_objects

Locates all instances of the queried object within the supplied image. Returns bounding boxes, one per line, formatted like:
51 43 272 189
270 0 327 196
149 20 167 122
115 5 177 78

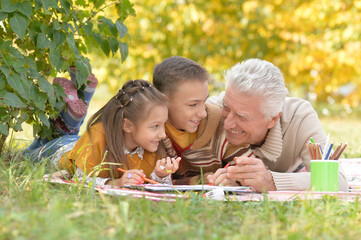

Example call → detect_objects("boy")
153 56 251 185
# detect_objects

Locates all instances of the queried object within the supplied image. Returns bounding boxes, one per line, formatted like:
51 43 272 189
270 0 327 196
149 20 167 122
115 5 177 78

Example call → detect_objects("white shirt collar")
124 146 144 160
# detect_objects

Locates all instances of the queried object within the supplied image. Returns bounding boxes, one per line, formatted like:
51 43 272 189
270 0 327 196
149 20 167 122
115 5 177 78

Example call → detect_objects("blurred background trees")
91 0 361 112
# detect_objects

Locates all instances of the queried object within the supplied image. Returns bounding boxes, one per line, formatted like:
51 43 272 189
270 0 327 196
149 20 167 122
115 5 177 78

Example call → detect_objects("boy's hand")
155 157 181 178
106 169 145 187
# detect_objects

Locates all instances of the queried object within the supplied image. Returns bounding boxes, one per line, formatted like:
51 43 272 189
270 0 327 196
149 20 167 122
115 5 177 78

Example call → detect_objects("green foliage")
0 0 134 153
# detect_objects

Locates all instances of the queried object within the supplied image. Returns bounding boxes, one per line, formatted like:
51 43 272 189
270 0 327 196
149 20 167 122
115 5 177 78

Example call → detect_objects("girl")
25 78 180 186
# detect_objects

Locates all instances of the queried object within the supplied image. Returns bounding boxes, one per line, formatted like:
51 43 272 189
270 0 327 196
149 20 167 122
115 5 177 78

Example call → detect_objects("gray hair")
225 59 288 120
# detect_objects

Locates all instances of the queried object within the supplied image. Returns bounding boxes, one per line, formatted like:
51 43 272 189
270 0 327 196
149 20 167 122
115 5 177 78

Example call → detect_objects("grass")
1 156 361 240
1 159 361 240
2 87 361 240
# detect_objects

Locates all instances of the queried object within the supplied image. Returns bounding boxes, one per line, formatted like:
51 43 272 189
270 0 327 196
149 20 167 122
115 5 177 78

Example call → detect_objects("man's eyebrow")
236 112 250 119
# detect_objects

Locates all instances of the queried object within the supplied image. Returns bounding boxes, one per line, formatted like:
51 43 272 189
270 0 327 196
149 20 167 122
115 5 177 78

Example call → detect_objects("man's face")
166 80 209 133
222 86 279 146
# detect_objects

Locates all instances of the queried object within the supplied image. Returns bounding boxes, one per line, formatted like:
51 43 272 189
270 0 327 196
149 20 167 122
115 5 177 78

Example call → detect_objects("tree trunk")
0 134 8 158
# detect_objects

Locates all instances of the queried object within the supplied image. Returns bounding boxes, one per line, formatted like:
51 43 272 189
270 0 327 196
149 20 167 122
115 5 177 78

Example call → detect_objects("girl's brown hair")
86 79 167 177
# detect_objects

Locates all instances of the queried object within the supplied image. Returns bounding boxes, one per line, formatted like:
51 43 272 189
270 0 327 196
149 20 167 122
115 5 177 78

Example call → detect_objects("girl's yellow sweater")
58 123 157 179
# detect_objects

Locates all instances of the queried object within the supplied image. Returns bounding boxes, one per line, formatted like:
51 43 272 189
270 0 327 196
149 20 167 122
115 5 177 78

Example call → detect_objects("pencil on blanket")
224 152 255 168
117 168 160 184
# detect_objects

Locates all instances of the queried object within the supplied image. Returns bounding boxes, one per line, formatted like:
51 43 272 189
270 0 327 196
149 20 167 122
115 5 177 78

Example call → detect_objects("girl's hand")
106 169 145 187
154 157 181 178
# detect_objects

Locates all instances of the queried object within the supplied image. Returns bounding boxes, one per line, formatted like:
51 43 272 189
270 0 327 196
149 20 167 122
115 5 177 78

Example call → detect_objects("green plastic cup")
310 160 339 192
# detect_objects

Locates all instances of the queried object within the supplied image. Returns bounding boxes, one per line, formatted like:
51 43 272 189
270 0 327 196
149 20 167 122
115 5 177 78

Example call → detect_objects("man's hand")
226 156 276 192
207 168 239 186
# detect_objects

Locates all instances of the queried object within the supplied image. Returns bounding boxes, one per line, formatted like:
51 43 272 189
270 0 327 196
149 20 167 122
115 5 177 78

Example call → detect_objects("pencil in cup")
117 168 160 184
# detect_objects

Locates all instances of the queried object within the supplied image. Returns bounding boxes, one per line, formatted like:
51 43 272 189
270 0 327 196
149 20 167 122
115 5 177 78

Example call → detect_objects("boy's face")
166 80 208 133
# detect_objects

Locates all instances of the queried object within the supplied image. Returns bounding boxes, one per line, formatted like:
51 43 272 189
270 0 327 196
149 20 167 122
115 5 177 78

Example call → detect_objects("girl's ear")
123 118 135 133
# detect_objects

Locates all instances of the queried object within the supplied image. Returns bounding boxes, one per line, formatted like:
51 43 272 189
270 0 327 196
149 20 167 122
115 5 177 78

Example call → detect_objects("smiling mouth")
227 129 244 134
190 120 200 125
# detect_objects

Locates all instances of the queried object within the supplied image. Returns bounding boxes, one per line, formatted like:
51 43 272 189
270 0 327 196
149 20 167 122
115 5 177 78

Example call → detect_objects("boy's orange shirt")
165 122 197 149
58 123 157 179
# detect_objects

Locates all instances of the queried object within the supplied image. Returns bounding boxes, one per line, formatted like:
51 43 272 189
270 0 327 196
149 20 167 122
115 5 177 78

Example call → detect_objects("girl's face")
124 104 168 152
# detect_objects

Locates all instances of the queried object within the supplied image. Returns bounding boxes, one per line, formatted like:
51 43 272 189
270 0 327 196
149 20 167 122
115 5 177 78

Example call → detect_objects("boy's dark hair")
87 79 167 178
153 56 209 95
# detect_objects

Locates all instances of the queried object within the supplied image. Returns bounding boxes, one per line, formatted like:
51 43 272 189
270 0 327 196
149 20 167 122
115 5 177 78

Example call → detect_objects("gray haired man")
208 59 348 192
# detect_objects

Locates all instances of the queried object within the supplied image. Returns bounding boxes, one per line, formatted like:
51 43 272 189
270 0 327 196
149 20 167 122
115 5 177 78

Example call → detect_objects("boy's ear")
123 118 134 133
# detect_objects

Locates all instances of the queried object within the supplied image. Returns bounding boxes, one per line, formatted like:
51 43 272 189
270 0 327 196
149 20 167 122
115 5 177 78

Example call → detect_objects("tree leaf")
17 1 33 19
0 11 8 21
7 72 31 102
7 72 21 92
36 32 51 49
59 0 71 15
116 20 128 38
1 0 17 13
66 34 78 54
102 17 118 37
37 0 59 10
49 46 62 70
93 32 110 56
9 13 29 40
13 119 23 132
109 38 119 55
119 42 128 62
53 31 66 47
101 39 110 56
38 77 56 107
38 112 50 127
0 74 6 90
31 87 46 111
74 58 90 87
0 123 9 136
83 21 93 36
4 93 26 108
0 66 10 77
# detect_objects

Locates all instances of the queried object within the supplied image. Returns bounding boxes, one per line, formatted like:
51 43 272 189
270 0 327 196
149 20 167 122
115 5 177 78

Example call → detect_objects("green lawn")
1 116 361 240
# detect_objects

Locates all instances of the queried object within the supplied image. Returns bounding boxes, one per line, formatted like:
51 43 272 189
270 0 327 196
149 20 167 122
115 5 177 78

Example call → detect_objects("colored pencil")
321 134 330 160
117 168 160 184
325 141 334 160
225 152 254 168
334 142 348 160
330 143 342 160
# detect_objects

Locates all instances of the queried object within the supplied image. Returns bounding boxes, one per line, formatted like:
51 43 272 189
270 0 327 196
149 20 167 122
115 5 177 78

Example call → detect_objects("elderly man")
208 59 348 192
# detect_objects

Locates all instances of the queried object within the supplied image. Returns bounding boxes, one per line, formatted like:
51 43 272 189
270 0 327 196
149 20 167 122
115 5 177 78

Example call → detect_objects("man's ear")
123 118 134 133
266 112 281 129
